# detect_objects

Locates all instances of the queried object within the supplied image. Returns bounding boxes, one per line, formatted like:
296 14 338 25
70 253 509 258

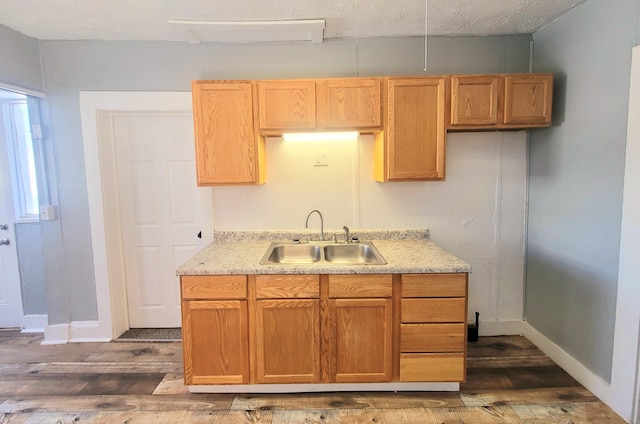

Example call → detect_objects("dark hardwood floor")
0 329 625 423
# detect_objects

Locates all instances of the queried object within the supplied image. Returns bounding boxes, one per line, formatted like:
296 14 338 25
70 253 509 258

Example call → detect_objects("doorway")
80 92 213 339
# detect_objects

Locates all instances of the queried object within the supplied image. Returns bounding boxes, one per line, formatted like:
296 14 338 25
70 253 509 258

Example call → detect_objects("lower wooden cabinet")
398 273 468 383
331 298 393 382
255 299 321 383
400 353 465 382
181 299 250 385
181 272 468 386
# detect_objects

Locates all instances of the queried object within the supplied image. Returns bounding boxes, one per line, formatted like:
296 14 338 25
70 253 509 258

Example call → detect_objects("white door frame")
609 45 640 423
79 92 213 340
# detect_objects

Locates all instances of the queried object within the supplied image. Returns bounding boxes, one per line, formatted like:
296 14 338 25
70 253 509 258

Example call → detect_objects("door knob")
0 224 7 230
0 239 10 246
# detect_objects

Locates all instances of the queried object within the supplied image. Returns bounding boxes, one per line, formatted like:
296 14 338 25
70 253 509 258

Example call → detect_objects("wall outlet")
314 152 329 167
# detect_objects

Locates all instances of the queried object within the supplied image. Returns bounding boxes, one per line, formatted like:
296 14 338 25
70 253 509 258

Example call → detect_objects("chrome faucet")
343 225 350 243
305 209 324 241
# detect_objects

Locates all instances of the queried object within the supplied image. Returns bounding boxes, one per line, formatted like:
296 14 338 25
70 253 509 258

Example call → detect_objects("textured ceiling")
0 0 585 42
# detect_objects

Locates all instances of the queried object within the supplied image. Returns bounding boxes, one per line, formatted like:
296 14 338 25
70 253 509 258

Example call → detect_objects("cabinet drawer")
401 274 467 297
401 298 466 323
181 275 247 300
328 274 393 298
400 323 466 352
400 353 465 382
255 275 320 299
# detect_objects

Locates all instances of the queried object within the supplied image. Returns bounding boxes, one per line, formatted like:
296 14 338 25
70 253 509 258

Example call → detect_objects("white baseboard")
42 320 111 345
522 322 614 409
21 314 47 333
190 382 459 393
478 319 524 336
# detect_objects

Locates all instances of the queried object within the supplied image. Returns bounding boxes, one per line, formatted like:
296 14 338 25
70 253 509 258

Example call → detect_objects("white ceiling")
0 0 585 42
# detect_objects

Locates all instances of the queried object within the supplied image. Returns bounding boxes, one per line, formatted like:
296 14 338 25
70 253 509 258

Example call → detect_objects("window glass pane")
14 102 39 216
1 91 40 221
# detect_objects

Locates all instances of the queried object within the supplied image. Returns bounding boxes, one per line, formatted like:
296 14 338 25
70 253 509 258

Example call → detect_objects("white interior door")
0 123 24 328
113 114 206 328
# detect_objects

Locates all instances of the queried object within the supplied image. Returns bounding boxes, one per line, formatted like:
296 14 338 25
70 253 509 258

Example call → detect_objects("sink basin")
260 241 386 265
262 244 322 264
323 243 386 264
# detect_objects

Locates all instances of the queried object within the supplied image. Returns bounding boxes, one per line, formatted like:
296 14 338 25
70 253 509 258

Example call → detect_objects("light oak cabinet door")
326 274 393 383
255 299 321 383
374 77 447 181
258 80 317 131
504 74 553 126
449 73 553 130
331 298 393 382
450 75 500 126
253 275 321 384
258 78 381 133
191 81 265 185
181 299 249 385
319 78 382 129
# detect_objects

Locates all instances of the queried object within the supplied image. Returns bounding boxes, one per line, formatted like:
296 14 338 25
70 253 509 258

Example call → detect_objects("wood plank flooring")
0 329 625 423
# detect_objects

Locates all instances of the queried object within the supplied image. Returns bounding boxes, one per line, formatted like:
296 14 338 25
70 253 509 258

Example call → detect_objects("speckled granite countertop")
176 229 471 275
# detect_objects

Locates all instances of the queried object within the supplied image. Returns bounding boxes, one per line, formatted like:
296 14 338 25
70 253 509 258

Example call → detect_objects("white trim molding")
190 382 459 394
523 322 614 413
478 319 524 336
42 321 110 345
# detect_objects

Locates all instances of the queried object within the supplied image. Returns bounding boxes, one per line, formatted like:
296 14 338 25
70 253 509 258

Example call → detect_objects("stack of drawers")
398 273 468 382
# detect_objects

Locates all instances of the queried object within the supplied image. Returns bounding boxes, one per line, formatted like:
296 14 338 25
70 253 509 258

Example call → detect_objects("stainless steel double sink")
260 241 386 265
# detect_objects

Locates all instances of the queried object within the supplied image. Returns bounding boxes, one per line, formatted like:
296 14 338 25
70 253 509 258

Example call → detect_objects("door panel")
113 115 204 328
0 188 22 327
0 93 25 327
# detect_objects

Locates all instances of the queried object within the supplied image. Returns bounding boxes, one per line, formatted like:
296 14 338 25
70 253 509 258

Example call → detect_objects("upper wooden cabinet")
504 74 553 126
258 80 317 131
450 75 500 126
450 73 553 130
191 80 265 186
191 73 553 185
318 78 382 129
258 78 382 134
374 77 447 182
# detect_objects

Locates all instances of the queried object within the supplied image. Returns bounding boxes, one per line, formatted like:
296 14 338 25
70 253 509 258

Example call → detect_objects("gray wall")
0 24 43 92
38 35 532 325
527 0 639 382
